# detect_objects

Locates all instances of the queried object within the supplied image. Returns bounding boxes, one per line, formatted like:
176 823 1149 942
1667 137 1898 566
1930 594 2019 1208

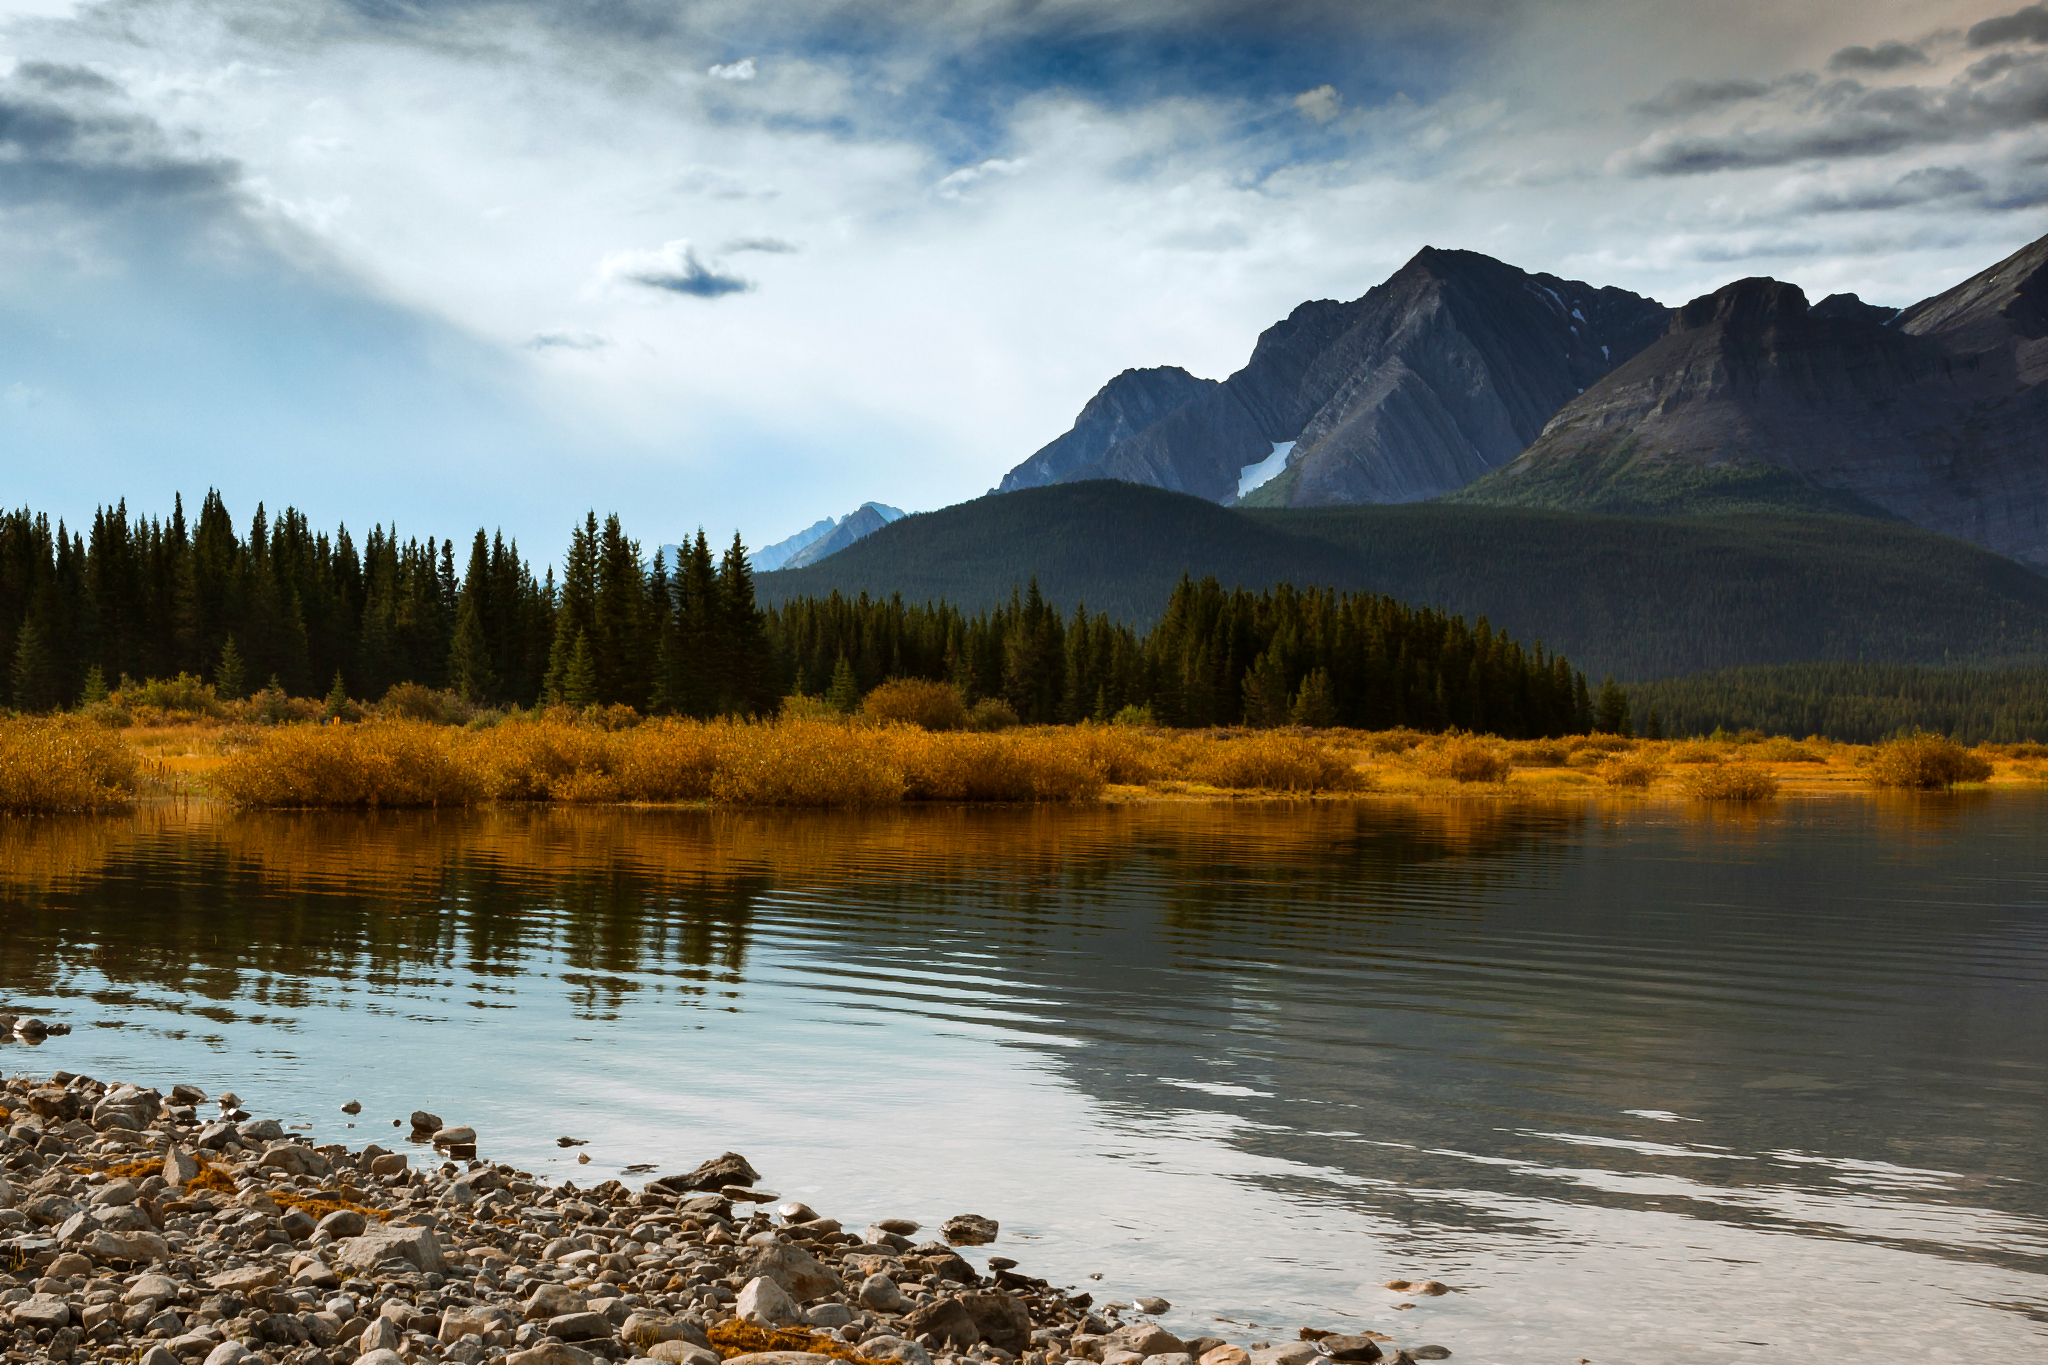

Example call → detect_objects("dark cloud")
0 78 240 211
1828 42 1929 73
13 62 120 92
722 236 799 253
1631 78 1772 119
1622 55 2048 176
1969 4 2048 47
1800 164 1990 212
628 248 752 297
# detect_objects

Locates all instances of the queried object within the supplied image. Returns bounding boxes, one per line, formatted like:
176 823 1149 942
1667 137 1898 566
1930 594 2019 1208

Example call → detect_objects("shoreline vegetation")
0 701 2024 815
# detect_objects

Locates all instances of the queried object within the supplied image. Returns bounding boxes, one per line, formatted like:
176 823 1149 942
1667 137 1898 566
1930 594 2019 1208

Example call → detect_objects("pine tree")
561 631 599 709
10 618 59 712
78 663 110 706
825 654 860 714
447 595 496 702
1644 707 1665 741
215 636 247 701
323 670 351 721
1290 667 1337 728
1239 648 1291 728
1595 676 1632 736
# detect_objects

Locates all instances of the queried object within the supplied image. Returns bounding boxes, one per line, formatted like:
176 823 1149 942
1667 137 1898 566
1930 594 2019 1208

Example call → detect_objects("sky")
4 0 2048 560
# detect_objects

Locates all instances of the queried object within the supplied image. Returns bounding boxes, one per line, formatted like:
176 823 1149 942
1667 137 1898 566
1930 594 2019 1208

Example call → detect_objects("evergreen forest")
0 496 1592 736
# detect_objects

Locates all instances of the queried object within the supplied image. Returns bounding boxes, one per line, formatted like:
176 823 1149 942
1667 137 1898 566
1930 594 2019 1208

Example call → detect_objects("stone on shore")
862 1336 934 1365
648 1344 722 1365
334 1222 445 1274
859 1271 908 1313
941 1212 1000 1245
739 1241 843 1301
736 1274 803 1327
1318 1338 1385 1363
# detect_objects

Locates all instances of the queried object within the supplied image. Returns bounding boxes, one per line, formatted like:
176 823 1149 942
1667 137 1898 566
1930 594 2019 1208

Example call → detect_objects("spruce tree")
447 596 496 702
10 619 59 712
562 631 599 709
1290 667 1337 728
323 670 351 721
825 654 860 714
1595 676 1633 736
215 636 247 701
78 664 109 706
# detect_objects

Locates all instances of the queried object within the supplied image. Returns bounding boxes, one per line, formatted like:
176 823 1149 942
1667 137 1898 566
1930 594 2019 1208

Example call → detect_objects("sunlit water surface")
2 797 2045 1364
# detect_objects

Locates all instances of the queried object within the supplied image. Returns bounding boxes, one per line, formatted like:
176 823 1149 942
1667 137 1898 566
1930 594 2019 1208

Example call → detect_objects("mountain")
783 502 906 568
997 248 1670 506
756 482 2048 678
1458 232 2048 568
998 366 1218 492
753 517 839 572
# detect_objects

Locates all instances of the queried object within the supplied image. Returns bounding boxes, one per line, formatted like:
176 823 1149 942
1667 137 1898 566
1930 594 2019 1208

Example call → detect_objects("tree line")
0 496 1596 736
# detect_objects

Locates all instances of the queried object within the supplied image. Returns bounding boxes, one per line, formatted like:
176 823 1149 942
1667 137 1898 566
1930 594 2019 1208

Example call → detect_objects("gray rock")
735 1275 801 1328
647 1151 760 1195
1410 1351 1451 1362
737 1241 842 1302
432 1126 477 1146
548 1310 614 1341
940 1213 999 1246
315 1209 367 1239
904 1297 980 1350
874 1218 919 1236
804 1302 853 1329
409 1110 443 1132
358 1316 404 1353
125 1272 181 1305
647 1345 721 1365
8 1294 72 1330
1107 1325 1185 1358
356 1352 406 1365
137 1348 179 1365
524 1283 588 1321
860 1336 934 1365
506 1341 598 1365
162 1145 201 1190
1317 1339 1384 1364
333 1224 444 1275
201 1344 255 1365
86 1228 172 1264
88 1180 140 1208
858 1272 907 1314
237 1118 286 1143
1134 1298 1170 1315
957 1291 1034 1355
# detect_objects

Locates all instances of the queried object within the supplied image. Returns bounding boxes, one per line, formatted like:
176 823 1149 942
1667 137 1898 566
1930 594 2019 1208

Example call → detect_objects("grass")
1867 733 1995 790
0 718 142 812
199 714 1368 808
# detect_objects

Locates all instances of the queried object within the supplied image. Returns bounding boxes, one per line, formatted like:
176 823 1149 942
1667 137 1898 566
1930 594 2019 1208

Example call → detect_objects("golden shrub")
1507 740 1570 767
1867 733 1995 790
209 720 486 807
0 718 140 812
1750 737 1821 763
1666 741 1722 764
1060 723 1170 784
1358 727 1427 754
612 720 725 801
892 728 1105 801
860 678 969 731
1680 762 1779 801
1598 752 1665 789
466 718 622 801
1180 733 1367 792
1415 736 1513 784
708 719 907 806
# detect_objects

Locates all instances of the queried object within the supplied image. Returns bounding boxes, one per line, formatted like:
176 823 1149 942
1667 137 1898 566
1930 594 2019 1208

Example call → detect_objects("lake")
2 795 2045 1363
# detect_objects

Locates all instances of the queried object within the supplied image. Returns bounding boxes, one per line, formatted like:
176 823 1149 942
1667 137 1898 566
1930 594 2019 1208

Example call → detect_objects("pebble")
340 1102 362 1116
0 1070 1466 1365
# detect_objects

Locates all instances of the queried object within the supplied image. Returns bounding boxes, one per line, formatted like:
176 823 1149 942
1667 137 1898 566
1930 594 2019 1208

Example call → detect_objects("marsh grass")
1680 762 1780 801
1414 735 1513 784
0 718 140 812
1598 751 1666 789
1868 733 1994 790
199 714 1369 807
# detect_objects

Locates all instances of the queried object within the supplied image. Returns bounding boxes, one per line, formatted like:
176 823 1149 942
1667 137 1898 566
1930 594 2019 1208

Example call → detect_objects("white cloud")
1293 84 1341 123
707 57 756 81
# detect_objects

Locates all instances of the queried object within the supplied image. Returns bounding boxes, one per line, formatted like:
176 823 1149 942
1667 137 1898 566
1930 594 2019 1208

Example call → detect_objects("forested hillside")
761 483 2048 678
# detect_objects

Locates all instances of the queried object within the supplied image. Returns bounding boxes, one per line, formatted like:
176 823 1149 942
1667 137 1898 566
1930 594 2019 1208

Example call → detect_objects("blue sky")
3 0 2047 561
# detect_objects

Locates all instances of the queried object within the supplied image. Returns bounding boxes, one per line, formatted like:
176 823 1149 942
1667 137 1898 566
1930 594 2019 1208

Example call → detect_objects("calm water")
2 797 2046 1363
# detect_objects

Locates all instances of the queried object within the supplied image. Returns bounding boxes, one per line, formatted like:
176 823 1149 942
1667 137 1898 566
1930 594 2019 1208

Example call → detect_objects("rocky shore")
0 1072 1450 1365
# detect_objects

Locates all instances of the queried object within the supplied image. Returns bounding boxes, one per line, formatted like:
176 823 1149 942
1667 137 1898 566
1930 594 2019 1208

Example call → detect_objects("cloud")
707 57 757 81
1969 4 2048 47
526 330 612 349
934 156 1023 199
13 62 118 93
1293 84 1342 123
1798 164 1991 212
722 236 799 253
1828 42 1930 73
1631 78 1774 119
674 165 780 199
1618 54 2048 175
602 241 753 297
0 67 239 214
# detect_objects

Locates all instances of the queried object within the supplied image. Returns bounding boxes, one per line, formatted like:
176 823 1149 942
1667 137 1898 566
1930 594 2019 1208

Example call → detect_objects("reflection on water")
3 798 2045 1363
